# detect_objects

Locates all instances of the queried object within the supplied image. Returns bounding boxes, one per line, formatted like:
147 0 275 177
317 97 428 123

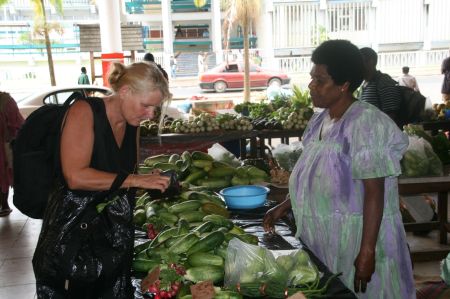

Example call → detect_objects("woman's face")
308 64 342 109
121 88 164 126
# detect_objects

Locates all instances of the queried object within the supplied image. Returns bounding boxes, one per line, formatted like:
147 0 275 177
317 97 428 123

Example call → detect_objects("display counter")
140 129 304 161
133 204 356 299
398 173 450 261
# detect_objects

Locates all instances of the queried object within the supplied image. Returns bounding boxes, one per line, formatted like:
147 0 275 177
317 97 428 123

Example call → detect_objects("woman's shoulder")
351 100 395 124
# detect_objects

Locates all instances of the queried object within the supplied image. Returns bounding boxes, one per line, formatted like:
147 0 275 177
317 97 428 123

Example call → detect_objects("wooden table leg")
259 137 265 158
250 137 258 158
438 192 448 244
239 138 246 159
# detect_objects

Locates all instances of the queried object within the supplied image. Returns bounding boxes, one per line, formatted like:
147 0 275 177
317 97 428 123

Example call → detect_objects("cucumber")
168 200 202 214
187 231 225 255
201 202 230 218
198 178 230 189
193 221 216 234
134 239 153 254
187 252 224 267
159 211 178 226
214 244 228 260
183 170 207 185
156 226 179 244
132 259 159 273
203 214 234 230
184 266 224 284
153 162 178 172
168 232 200 254
177 219 191 235
208 167 235 178
231 175 250 186
192 160 213 169
191 151 214 161
135 249 148 260
144 154 171 167
168 153 181 164
178 210 206 223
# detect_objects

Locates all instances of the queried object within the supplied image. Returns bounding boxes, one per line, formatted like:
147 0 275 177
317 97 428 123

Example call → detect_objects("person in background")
0 92 24 217
441 56 450 102
398 66 420 92
253 50 262 66
170 55 177 79
78 67 90 85
197 52 211 74
143 52 169 81
33 62 171 298
263 40 415 298
359 47 402 123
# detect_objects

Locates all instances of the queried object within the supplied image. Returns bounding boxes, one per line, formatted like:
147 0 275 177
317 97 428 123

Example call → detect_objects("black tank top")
88 98 137 177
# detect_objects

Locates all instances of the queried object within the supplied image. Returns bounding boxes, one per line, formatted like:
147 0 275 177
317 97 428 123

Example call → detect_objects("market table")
421 120 450 134
398 173 450 261
228 205 356 298
140 130 258 161
140 129 305 161
133 204 356 299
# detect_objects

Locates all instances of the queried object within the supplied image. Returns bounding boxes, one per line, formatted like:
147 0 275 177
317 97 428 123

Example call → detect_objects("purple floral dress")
289 101 415 298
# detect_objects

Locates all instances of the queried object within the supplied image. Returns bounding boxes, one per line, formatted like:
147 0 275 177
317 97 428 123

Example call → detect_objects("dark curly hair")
311 40 364 92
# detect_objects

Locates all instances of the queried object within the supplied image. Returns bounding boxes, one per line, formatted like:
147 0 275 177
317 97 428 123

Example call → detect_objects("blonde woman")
33 62 171 298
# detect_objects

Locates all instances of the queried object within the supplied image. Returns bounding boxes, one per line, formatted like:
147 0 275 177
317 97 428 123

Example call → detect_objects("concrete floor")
0 192 447 298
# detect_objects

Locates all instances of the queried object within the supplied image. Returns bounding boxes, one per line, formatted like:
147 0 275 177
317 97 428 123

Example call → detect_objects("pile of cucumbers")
133 189 258 298
140 151 270 189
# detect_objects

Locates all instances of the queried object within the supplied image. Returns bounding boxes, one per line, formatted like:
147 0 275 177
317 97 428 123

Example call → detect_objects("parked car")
199 61 291 93
17 85 111 119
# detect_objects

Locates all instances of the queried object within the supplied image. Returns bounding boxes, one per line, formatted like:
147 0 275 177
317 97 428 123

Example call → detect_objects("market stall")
132 203 356 299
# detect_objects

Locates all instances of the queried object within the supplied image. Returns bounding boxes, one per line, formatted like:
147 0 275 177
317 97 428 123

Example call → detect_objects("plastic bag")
401 136 443 177
207 143 240 167
441 253 450 285
224 238 318 288
272 141 303 172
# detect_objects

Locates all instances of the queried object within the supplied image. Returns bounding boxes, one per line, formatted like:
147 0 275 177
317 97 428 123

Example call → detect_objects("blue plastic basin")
219 185 270 209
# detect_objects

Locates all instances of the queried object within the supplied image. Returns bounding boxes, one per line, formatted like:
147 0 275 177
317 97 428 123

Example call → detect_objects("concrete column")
369 0 379 52
423 2 431 51
211 0 223 64
97 0 122 53
161 0 173 78
260 0 275 69
318 0 327 40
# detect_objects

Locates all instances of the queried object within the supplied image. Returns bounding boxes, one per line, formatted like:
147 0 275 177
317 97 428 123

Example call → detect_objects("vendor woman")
263 40 415 299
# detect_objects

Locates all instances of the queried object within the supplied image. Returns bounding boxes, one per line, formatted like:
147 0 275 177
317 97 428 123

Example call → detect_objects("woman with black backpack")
33 62 171 298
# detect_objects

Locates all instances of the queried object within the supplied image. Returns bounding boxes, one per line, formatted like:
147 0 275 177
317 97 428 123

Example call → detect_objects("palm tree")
0 0 63 86
222 0 260 102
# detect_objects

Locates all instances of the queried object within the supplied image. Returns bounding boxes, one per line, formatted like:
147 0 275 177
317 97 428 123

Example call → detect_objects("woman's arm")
60 101 169 192
263 195 292 233
354 177 384 293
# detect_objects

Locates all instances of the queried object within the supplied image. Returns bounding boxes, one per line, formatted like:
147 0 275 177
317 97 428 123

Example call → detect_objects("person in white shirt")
398 66 420 92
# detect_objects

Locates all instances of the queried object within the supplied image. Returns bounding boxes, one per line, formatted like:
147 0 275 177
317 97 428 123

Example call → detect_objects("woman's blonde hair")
107 61 171 101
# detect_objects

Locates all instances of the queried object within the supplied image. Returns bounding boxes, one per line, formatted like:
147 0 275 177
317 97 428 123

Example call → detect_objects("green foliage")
290 84 312 108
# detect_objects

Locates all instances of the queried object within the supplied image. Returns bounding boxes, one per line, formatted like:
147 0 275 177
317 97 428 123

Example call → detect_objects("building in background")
0 0 449 79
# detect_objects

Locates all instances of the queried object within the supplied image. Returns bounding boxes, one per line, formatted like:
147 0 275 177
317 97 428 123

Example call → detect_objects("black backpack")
396 85 426 128
374 73 426 128
13 92 83 219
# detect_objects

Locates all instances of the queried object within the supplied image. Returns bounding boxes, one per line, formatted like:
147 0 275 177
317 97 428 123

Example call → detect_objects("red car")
199 61 291 93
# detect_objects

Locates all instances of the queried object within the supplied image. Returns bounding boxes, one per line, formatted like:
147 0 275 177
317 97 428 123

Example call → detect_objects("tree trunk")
243 9 250 103
40 0 56 86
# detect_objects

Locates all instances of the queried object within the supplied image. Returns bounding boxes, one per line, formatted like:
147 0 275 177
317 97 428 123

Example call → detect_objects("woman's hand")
263 198 291 233
132 173 170 192
353 248 376 293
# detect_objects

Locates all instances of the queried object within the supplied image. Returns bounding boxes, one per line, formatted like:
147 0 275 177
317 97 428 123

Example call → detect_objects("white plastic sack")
272 141 303 171
207 143 240 167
